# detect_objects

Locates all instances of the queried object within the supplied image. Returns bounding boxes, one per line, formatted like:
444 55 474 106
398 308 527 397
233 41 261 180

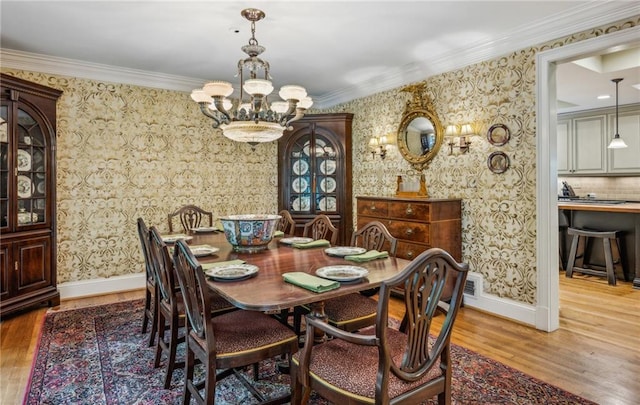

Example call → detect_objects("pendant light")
607 78 628 149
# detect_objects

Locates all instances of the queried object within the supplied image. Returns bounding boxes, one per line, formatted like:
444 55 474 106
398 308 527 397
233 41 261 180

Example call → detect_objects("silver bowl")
219 214 281 253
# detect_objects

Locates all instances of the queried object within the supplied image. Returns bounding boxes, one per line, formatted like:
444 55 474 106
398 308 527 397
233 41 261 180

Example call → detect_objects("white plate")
292 196 310 211
205 264 259 281
17 175 33 198
17 149 31 171
292 159 309 175
189 245 220 257
319 196 336 211
192 226 218 233
292 177 308 193
279 237 314 245
320 160 336 175
302 139 326 156
316 265 369 282
324 246 367 257
37 181 45 194
161 234 194 244
320 177 336 193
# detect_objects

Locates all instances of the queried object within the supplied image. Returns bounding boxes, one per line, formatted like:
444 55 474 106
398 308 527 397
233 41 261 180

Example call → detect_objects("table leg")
308 301 328 344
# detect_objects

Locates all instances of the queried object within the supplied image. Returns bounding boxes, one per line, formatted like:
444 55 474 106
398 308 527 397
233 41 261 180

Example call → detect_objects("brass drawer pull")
405 228 414 236
405 204 414 216
370 204 376 211
406 251 414 259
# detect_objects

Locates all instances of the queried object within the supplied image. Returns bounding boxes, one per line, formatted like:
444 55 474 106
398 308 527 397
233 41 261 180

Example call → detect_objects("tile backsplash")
557 177 640 201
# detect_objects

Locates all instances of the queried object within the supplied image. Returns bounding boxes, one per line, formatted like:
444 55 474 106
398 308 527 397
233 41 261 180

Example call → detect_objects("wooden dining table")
185 232 410 340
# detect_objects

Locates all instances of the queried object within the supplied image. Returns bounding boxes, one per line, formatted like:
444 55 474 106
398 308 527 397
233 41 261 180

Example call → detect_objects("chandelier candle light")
191 8 312 148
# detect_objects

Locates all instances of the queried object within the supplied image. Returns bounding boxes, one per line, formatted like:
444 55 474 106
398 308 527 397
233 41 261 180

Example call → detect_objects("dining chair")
172 239 299 405
149 226 237 389
291 248 469 405
302 214 338 245
324 221 398 331
277 209 296 235
137 217 158 347
168 204 213 233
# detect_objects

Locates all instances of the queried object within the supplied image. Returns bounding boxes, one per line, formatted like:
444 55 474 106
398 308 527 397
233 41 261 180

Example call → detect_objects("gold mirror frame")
396 83 443 171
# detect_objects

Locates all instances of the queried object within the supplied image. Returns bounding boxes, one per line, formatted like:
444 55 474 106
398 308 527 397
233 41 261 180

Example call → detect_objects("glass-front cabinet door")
0 102 49 231
278 113 353 245
287 132 339 214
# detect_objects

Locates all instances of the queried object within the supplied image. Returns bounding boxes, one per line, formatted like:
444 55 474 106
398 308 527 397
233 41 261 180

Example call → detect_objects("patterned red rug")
24 299 594 404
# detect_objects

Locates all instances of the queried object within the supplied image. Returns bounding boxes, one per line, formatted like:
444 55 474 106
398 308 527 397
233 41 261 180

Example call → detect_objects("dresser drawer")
388 202 430 221
387 220 430 244
396 241 429 260
357 199 388 218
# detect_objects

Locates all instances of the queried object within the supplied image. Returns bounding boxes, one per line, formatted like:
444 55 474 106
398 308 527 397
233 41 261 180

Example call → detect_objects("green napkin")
283 272 340 293
345 250 389 262
273 230 285 237
201 260 246 270
292 239 331 249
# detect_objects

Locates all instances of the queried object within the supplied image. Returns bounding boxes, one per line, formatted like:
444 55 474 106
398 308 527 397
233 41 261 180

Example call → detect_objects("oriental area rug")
25 299 595 404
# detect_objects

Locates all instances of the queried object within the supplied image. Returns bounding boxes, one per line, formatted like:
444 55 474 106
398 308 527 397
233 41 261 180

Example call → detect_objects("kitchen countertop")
558 201 640 213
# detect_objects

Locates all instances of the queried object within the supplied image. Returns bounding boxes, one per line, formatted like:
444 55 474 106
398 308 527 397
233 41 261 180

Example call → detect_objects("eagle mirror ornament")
396 83 444 171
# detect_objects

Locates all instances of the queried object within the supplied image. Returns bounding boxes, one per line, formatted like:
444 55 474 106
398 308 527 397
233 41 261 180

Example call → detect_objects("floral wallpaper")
2 15 638 304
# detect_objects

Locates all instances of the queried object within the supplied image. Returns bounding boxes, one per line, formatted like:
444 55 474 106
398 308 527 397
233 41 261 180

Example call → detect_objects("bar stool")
565 227 624 286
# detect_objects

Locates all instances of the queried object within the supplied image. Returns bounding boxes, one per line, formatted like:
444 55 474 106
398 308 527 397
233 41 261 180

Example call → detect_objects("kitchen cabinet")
558 104 640 176
277 113 353 245
0 73 61 318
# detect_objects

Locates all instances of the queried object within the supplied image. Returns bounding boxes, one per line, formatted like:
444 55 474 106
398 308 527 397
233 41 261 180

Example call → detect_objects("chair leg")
183 341 194 405
142 288 151 334
205 354 217 405
154 312 165 368
147 294 158 347
566 234 580 278
163 315 179 389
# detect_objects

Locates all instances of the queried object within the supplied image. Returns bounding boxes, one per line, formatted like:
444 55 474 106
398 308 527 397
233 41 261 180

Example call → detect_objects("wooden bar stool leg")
603 238 617 286
566 233 580 278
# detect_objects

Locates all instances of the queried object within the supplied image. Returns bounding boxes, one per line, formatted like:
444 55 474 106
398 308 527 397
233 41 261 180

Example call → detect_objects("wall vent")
463 272 483 300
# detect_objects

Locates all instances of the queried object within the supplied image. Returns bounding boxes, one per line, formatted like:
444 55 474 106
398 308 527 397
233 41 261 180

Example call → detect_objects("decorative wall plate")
487 151 510 174
320 160 336 175
320 177 336 193
319 196 337 211
487 123 510 146
292 196 310 211
17 149 31 171
292 177 309 193
292 159 309 175
17 175 33 198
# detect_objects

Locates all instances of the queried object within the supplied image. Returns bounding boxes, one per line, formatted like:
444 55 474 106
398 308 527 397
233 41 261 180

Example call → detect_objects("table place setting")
203 261 258 282
291 239 331 249
283 272 340 293
324 246 366 257
188 244 220 257
344 250 389 262
315 265 369 282
278 236 314 245
191 226 222 233
161 234 193 244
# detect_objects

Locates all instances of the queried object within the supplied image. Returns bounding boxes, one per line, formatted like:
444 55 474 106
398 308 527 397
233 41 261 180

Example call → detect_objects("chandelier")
191 8 312 148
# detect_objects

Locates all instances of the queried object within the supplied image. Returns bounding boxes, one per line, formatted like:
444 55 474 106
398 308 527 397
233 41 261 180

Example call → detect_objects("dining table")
179 231 411 342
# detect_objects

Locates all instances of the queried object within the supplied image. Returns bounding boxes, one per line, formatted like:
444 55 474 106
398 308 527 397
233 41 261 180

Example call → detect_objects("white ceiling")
1 1 639 110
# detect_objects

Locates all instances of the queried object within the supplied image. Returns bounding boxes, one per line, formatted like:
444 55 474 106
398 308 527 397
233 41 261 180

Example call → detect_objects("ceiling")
1 1 639 110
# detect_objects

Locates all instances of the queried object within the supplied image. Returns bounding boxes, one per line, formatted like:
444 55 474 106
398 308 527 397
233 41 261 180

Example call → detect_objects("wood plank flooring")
1 275 638 405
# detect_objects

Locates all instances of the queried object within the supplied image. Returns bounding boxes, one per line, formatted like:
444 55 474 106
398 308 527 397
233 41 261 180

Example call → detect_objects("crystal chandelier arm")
197 103 223 128
285 107 307 128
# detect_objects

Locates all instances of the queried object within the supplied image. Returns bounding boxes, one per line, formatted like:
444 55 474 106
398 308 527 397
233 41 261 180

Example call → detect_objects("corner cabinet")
278 113 353 245
1 73 62 318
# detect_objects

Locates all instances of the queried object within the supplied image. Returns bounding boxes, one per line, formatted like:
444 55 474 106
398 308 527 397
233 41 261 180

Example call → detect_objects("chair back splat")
291 247 468 405
137 217 158 347
168 204 213 233
302 214 338 245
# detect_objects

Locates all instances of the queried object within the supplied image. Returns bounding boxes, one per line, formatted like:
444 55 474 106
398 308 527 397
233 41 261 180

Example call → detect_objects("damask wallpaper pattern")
2 15 637 304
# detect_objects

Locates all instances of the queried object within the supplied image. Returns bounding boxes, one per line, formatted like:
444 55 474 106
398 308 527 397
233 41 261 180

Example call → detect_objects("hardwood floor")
1 275 638 405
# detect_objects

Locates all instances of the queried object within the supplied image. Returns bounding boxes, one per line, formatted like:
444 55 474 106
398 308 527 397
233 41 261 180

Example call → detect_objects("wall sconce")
445 123 473 154
369 135 389 159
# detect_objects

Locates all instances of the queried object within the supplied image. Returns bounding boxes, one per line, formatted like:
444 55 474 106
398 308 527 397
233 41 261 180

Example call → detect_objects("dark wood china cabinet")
278 113 353 245
1 74 62 318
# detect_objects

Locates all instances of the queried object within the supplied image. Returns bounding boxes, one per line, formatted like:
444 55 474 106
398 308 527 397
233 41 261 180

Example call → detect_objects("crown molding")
314 2 640 108
1 2 638 105
0 49 202 93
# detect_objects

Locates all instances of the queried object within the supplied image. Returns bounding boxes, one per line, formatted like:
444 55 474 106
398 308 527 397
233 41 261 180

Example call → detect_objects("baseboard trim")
463 289 536 326
58 273 146 300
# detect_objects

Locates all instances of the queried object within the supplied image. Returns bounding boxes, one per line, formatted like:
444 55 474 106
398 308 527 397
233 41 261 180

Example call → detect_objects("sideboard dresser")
356 196 462 298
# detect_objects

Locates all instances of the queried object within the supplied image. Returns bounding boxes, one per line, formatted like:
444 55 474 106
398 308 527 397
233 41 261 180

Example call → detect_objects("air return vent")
463 272 483 300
